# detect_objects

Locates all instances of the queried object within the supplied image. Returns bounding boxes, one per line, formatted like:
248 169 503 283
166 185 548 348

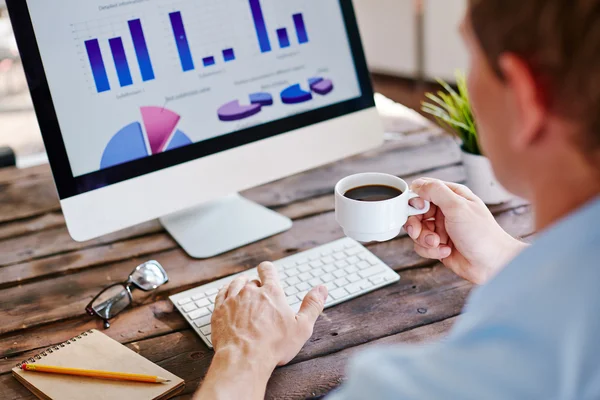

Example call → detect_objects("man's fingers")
411 178 466 209
404 215 423 240
414 243 452 260
297 286 327 334
434 207 449 245
226 276 248 298
257 262 279 286
215 285 228 308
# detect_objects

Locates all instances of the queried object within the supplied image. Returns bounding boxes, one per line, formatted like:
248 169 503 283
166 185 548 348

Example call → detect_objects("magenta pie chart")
100 106 192 170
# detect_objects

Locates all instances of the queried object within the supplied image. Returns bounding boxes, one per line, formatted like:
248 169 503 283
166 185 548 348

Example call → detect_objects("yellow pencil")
20 363 170 384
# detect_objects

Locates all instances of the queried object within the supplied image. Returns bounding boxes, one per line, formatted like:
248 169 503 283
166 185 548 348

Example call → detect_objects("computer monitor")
6 0 383 258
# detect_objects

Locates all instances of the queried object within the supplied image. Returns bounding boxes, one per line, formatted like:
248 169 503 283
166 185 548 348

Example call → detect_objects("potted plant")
421 71 512 205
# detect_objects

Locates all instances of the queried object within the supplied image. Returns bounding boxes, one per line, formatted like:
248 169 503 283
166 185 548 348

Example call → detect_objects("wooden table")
0 129 534 399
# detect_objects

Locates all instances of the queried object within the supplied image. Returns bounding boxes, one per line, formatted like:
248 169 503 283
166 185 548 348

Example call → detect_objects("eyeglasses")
86 261 168 328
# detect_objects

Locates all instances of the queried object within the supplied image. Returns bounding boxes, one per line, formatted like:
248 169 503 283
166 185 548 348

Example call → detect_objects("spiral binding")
16 330 95 368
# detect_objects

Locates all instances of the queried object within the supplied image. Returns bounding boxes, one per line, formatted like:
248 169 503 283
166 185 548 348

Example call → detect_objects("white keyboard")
170 237 400 348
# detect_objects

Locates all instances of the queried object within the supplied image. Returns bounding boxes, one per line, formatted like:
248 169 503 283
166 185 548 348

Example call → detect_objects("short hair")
469 0 600 158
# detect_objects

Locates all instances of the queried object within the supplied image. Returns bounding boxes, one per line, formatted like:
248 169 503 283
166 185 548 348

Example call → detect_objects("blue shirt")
328 197 600 400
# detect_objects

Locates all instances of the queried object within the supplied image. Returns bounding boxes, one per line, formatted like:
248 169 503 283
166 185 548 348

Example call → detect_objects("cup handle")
406 191 431 216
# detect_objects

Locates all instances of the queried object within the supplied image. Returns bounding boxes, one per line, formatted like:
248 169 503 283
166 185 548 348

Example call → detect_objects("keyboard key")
299 272 312 281
296 282 311 291
280 280 289 289
200 325 212 335
296 257 308 265
208 294 217 303
368 257 380 266
286 276 301 286
287 268 300 277
322 256 335 264
311 268 325 277
324 282 338 291
189 308 210 320
321 248 333 256
321 273 335 282
287 295 300 305
344 242 357 249
334 277 349 287
207 305 214 312
333 270 346 278
298 264 311 273
370 275 386 285
345 247 363 256
330 287 350 300
308 277 322 287
333 244 344 252
359 266 384 279
347 273 361 283
206 288 219 296
324 264 337 273
193 314 211 328
333 252 346 260
358 253 370 260
283 262 296 269
206 335 212 345
192 293 206 301
310 260 324 268
196 298 210 308
345 265 359 274
178 297 192 305
335 260 349 268
182 303 198 313
309 254 320 261
357 261 371 270
345 282 361 294
296 290 309 300
359 280 373 290
346 256 360 264
285 286 299 296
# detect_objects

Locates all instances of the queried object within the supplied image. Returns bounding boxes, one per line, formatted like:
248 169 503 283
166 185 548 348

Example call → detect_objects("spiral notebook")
12 330 185 400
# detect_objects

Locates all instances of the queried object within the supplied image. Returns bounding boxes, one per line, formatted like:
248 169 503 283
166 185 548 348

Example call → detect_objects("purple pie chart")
310 78 334 95
217 100 262 121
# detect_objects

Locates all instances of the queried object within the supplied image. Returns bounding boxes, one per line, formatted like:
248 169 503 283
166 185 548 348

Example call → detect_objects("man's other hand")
404 178 527 284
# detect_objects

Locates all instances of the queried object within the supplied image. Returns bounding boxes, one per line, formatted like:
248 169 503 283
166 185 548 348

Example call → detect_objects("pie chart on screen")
100 106 193 170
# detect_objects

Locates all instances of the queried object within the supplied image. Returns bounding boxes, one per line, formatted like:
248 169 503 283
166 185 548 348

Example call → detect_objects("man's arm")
194 263 328 400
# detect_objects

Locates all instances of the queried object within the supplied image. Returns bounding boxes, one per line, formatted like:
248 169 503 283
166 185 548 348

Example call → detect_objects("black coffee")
344 185 403 202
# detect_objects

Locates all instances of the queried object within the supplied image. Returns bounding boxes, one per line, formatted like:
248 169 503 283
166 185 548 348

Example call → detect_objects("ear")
498 54 547 150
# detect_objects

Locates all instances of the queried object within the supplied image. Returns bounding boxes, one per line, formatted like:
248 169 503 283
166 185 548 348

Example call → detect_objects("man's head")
462 0 600 198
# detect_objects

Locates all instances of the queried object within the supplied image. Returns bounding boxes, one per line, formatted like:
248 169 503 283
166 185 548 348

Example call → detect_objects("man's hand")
404 178 527 285
195 262 328 400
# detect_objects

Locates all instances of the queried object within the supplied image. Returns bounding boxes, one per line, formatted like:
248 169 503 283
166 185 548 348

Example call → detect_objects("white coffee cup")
335 173 431 242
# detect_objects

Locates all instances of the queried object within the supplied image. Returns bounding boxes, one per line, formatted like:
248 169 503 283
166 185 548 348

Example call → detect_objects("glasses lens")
91 284 131 319
131 261 168 290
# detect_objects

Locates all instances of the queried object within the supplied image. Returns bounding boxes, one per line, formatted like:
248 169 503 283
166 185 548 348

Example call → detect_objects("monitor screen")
12 0 373 198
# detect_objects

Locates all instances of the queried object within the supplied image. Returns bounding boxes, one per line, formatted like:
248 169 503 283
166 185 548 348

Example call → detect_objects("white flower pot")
462 150 513 205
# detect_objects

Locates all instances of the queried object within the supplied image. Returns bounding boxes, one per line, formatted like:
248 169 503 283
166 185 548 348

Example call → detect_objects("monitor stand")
160 194 292 259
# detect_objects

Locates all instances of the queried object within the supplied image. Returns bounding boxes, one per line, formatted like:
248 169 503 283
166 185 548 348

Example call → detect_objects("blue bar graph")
203 56 215 66
84 39 110 93
249 0 271 53
169 12 195 71
293 13 309 44
128 19 155 81
276 28 290 48
222 48 235 62
109 37 133 87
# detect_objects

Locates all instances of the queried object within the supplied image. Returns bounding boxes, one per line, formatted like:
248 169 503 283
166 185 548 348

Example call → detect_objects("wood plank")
0 213 65 242
0 234 177 288
0 176 59 224
0 204 532 338
0 164 49 185
1 264 465 379
0 221 163 266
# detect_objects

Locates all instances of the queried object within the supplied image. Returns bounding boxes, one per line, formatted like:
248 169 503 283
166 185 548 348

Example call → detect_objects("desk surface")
0 129 534 399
